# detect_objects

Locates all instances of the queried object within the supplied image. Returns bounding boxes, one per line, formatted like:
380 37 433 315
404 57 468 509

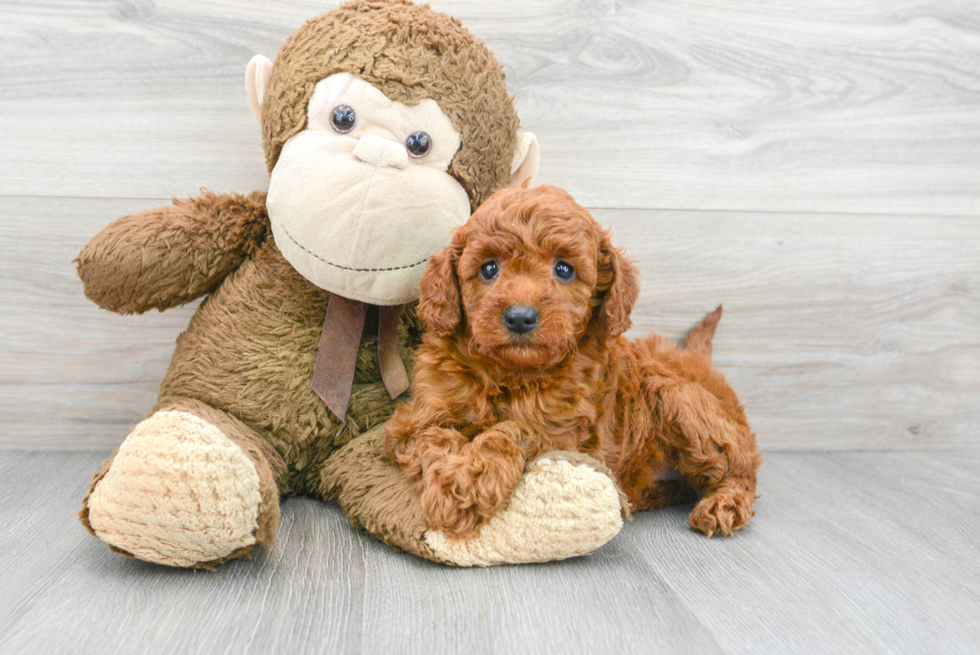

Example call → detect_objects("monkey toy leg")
320 426 631 567
80 402 629 567
79 398 286 568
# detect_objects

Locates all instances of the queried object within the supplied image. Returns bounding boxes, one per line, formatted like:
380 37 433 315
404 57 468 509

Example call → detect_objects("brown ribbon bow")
311 295 410 422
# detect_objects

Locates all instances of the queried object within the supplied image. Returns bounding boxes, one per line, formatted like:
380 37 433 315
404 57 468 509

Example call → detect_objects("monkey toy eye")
554 261 575 281
330 105 357 133
479 260 499 281
405 131 432 158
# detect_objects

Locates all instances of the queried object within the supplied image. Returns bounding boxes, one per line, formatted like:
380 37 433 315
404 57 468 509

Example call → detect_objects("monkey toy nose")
352 133 408 169
503 305 539 335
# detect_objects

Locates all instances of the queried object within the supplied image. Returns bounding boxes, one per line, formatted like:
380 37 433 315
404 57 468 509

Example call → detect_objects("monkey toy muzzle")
267 72 472 307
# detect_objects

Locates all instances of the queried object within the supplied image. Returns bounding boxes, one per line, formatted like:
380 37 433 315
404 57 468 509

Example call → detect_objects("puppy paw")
419 463 519 538
423 452 628 566
689 490 754 537
418 482 477 536
419 436 526 538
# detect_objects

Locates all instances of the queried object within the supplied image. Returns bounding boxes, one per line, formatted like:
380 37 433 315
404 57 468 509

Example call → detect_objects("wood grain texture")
3 196 977 450
629 450 980 654
0 450 977 654
2 2 976 651
2 0 980 214
0 451 368 655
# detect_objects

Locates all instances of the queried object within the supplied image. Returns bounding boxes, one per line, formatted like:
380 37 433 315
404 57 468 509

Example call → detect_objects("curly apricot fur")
386 185 762 539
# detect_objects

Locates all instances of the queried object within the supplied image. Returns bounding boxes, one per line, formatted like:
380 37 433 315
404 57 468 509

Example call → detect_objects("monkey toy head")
245 0 540 306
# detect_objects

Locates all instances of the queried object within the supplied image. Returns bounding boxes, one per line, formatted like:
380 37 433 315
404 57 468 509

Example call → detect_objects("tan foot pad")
423 453 626 567
87 410 262 567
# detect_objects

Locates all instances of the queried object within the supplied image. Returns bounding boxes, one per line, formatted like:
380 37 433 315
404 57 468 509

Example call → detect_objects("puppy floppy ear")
594 230 640 338
418 239 463 336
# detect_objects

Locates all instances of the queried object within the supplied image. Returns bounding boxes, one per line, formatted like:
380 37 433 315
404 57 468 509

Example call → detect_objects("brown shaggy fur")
76 0 526 565
263 0 520 210
385 185 762 539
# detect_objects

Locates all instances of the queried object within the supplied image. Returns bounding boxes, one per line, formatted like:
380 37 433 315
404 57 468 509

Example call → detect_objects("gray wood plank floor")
0 449 977 655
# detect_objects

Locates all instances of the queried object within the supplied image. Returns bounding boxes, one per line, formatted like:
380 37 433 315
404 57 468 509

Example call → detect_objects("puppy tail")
684 305 723 361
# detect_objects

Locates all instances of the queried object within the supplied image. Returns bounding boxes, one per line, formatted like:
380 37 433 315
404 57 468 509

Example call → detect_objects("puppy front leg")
421 422 532 538
657 383 761 537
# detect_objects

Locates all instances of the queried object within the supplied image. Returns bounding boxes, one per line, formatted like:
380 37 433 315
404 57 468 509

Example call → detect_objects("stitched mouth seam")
281 223 430 272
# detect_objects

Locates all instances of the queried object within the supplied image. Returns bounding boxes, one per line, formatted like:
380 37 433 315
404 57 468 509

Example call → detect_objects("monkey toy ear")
417 241 464 336
246 55 274 123
508 132 540 189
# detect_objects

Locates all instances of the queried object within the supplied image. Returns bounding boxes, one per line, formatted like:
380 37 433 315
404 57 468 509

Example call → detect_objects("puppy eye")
554 261 575 281
405 131 432 158
479 260 499 281
330 105 357 133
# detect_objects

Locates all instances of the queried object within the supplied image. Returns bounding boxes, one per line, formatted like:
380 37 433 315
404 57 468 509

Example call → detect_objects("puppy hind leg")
656 383 760 537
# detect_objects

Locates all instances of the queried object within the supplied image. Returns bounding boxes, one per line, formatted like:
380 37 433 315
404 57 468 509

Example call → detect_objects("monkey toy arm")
75 190 268 314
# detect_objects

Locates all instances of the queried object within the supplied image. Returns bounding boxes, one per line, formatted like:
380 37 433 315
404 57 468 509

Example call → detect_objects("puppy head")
418 185 639 369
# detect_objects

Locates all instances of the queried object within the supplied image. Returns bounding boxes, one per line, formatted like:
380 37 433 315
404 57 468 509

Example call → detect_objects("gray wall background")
2 0 978 450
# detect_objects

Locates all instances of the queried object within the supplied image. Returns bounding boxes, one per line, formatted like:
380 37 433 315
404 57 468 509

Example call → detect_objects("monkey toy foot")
80 410 272 568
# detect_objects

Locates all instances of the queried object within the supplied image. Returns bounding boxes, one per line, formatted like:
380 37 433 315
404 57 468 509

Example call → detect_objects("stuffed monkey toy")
76 0 629 568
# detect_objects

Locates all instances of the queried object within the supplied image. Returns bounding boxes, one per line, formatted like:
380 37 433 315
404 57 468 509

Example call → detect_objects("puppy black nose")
503 305 539 334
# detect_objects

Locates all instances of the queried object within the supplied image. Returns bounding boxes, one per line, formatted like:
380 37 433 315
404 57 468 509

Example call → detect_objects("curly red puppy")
385 185 761 539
